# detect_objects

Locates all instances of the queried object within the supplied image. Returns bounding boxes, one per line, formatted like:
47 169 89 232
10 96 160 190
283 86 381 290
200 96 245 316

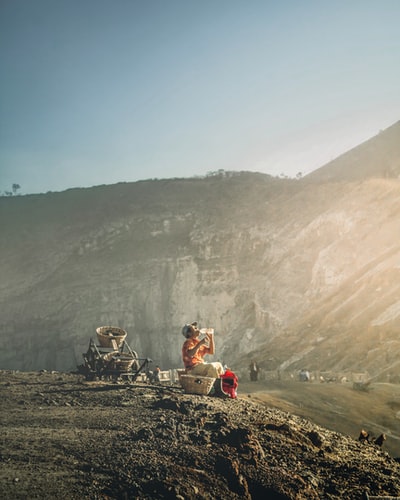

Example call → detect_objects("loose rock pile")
0 370 399 499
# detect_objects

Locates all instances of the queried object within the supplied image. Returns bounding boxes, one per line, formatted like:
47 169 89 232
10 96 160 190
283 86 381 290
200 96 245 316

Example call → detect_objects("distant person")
299 369 310 382
153 365 161 384
181 322 224 378
145 366 154 384
358 429 370 443
146 365 162 384
374 433 386 447
249 360 259 381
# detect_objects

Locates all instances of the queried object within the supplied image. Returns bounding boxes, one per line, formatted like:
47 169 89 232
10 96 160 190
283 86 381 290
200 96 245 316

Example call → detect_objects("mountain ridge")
305 120 400 183
0 122 400 383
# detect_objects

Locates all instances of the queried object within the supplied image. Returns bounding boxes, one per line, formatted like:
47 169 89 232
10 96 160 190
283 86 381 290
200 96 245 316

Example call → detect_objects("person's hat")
182 322 197 338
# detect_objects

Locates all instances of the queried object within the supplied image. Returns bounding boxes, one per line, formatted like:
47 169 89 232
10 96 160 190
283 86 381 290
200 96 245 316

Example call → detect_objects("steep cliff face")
1 123 400 377
257 178 400 378
0 174 287 371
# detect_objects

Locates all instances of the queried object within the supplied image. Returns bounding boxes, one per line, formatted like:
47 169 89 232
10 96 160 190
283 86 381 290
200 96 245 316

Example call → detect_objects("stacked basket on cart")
95 326 136 371
96 326 127 347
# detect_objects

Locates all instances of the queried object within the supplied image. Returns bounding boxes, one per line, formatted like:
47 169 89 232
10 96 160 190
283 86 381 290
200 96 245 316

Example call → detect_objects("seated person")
181 322 224 379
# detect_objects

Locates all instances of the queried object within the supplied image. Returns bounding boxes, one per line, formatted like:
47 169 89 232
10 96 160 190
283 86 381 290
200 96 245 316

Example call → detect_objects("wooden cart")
79 333 152 382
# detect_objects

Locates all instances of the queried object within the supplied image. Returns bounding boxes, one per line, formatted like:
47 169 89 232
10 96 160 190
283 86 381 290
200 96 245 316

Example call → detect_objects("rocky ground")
1 370 400 500
240 377 400 459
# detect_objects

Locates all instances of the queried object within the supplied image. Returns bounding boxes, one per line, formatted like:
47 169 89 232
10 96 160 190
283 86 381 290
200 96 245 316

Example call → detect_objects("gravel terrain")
1 370 399 499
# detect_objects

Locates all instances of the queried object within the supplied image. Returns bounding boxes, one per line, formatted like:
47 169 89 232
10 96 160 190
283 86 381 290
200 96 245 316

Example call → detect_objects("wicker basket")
179 375 216 395
102 352 136 371
176 369 187 382
96 326 127 348
112 355 136 371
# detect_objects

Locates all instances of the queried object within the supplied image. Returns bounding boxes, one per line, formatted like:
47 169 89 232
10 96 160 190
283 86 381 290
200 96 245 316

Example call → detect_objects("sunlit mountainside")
306 120 400 182
0 121 399 382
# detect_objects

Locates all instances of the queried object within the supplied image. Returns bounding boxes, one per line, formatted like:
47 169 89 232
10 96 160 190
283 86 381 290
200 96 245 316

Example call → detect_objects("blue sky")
1 0 399 194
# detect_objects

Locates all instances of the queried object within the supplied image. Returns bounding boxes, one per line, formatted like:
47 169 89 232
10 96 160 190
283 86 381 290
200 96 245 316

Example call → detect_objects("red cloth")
220 369 238 399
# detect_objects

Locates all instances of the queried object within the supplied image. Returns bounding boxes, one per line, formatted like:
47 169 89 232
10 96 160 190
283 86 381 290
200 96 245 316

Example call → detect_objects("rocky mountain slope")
306 119 400 183
1 370 399 500
0 121 400 382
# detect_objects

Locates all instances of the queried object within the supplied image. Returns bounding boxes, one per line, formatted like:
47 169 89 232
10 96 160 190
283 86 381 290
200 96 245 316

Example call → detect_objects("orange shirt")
182 338 210 369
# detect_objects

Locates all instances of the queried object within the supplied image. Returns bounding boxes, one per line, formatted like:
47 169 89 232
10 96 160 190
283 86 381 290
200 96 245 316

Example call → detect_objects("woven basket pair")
179 374 216 395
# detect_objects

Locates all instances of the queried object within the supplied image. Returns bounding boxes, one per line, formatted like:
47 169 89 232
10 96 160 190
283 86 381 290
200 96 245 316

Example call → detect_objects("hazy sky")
1 0 400 195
